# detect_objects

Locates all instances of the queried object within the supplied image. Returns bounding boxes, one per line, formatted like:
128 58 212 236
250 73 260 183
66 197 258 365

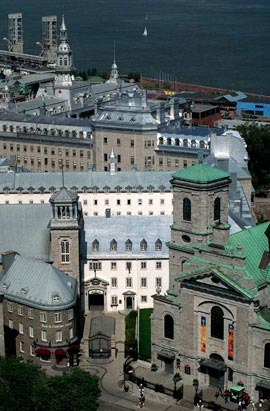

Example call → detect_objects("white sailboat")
142 25 148 36
142 14 148 36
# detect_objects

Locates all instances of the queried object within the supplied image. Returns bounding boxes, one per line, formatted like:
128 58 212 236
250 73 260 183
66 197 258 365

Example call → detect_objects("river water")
0 0 270 94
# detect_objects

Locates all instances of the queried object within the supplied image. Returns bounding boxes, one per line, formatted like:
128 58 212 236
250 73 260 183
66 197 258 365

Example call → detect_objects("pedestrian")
224 389 229 403
238 400 242 411
215 388 220 400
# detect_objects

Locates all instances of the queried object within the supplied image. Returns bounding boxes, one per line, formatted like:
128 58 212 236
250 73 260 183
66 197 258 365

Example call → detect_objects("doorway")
88 290 104 310
126 296 133 309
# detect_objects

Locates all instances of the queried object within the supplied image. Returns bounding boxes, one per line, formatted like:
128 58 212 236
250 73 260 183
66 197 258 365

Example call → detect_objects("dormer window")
140 239 147 251
52 294 60 302
110 239 117 251
155 239 162 251
92 239 99 252
20 288 28 295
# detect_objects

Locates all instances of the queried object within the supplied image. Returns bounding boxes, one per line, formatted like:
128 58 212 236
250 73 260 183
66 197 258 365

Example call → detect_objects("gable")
180 271 253 302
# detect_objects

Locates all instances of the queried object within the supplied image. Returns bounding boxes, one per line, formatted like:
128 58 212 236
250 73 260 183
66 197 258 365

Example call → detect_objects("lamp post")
3 37 12 52
197 399 204 411
139 383 145 408
35 41 44 57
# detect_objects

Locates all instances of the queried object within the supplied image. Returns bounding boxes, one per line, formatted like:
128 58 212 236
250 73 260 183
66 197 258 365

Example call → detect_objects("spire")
60 15 67 32
56 14 73 75
108 41 119 84
109 148 117 175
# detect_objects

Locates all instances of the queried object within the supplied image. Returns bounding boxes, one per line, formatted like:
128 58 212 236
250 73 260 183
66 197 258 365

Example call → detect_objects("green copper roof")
172 163 230 184
229 222 270 287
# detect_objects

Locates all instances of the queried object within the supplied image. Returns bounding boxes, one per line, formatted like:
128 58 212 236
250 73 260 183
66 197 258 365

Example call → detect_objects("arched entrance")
88 290 104 310
201 353 226 389
89 316 115 359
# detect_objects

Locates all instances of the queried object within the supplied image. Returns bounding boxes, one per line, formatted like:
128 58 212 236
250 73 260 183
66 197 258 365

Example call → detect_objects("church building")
151 160 270 401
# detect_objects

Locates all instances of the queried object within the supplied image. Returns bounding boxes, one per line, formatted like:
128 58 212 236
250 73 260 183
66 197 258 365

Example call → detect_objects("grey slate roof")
0 204 51 262
83 215 172 258
0 254 76 310
0 111 92 128
0 170 172 192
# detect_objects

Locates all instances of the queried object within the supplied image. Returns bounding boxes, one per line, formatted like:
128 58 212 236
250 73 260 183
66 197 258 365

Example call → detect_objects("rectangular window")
68 309 73 321
126 278 132 288
89 262 102 270
167 158 171 167
61 240 70 263
183 160 187 168
65 149 69 157
141 261 147 270
54 312 62 323
37 146 41 153
69 328 73 339
149 199 153 205
40 312 47 323
18 305 23 316
17 144 20 152
29 326 34 338
141 296 147 303
7 302 13 313
19 323 24 335
51 148 55 155
175 159 179 167
28 308 34 318
72 149 76 157
131 139 134 147
141 277 147 288
127 199 131 205
160 199 165 205
8 319 13 329
111 296 118 306
56 330 62 342
19 341 25 353
117 155 121 163
44 147 48 154
117 138 121 146
126 262 132 270
105 199 109 205
30 345 34 356
111 262 117 270
41 330 47 342
111 277 117 288
138 199 142 205
156 262 162 269
117 199 120 205
80 150 84 158
156 277 162 287
130 156 135 165
103 137 108 144
58 148 62 156
104 153 108 162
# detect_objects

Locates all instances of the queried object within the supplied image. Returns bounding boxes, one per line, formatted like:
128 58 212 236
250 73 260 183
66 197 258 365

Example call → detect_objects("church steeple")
108 42 119 84
56 15 73 75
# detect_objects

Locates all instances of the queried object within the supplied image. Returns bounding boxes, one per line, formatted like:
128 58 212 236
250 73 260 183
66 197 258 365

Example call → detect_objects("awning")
157 351 175 362
230 385 245 393
35 348 51 356
201 358 227 372
256 380 270 390
55 349 66 356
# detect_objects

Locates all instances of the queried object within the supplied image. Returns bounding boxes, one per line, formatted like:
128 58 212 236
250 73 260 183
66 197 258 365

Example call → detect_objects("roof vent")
20 288 28 295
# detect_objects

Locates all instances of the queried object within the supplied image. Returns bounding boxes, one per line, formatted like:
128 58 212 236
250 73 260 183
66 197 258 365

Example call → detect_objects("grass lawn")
139 308 153 361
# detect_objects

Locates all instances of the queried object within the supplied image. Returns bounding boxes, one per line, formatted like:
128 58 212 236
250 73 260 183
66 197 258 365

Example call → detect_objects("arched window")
191 139 196 147
61 240 70 263
167 138 172 145
125 239 132 251
211 306 224 340
155 239 162 251
183 198 191 221
140 239 147 251
92 239 99 252
214 197 221 221
110 239 117 251
264 343 270 368
164 314 174 339
175 138 180 146
183 139 188 147
199 140 205 149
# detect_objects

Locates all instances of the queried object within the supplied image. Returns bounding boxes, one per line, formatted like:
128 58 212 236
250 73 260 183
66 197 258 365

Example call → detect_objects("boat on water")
142 25 147 36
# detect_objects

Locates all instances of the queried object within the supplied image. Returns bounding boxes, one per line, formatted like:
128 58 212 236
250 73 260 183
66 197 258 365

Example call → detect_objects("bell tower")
168 160 231 286
49 185 81 285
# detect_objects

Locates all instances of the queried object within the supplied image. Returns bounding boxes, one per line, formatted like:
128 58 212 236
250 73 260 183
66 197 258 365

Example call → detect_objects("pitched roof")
0 254 76 310
229 222 270 287
172 162 230 184
0 204 51 262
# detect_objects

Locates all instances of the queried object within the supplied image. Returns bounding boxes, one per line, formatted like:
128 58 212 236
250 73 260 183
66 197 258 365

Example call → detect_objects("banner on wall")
228 323 234 360
200 316 206 352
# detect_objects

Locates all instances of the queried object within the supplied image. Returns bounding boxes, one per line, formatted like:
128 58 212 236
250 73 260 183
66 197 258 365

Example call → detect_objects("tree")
0 356 49 411
236 124 270 194
0 357 100 411
47 368 100 411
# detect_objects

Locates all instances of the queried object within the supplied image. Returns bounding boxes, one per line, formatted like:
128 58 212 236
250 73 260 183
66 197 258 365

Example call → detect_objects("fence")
125 372 183 401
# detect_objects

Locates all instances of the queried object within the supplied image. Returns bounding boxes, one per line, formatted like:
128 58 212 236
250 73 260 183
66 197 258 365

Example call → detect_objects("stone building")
0 252 77 365
0 112 93 172
151 161 270 400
